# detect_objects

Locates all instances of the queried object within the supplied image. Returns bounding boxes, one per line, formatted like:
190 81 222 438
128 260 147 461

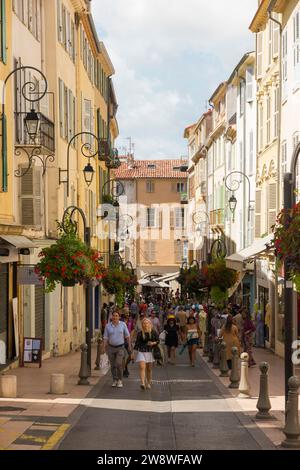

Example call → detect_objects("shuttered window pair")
57 0 75 62
13 0 41 41
58 79 76 142
20 166 42 227
143 241 156 263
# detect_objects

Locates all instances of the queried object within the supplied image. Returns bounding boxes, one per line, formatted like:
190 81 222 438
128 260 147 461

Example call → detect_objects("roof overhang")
0 235 38 249
209 82 227 104
249 0 274 32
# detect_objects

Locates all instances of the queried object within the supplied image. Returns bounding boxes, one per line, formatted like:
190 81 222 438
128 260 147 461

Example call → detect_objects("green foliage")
272 202 300 292
102 267 138 305
207 259 237 292
35 219 104 293
210 286 228 307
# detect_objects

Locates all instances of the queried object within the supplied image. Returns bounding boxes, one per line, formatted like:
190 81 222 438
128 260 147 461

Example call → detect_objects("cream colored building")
114 157 188 286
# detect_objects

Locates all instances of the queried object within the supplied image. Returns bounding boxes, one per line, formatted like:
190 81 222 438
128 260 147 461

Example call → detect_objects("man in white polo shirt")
103 311 131 388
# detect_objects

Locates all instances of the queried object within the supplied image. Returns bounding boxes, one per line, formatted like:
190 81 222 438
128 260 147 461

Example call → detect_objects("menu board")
22 337 43 368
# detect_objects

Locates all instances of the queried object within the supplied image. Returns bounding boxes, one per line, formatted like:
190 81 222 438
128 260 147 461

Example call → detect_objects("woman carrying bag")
134 317 159 390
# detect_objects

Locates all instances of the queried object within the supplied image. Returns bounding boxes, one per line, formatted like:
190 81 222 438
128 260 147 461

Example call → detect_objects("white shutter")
36 0 41 41
268 183 277 232
257 32 263 79
246 67 253 102
255 189 261 238
57 0 62 43
34 167 42 226
273 18 280 57
249 130 254 176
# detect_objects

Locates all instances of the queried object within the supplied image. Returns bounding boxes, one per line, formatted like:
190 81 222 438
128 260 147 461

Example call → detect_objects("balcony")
180 192 188 204
15 112 55 153
210 209 224 226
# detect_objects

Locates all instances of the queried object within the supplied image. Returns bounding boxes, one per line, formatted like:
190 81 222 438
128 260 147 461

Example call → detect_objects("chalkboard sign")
22 337 43 367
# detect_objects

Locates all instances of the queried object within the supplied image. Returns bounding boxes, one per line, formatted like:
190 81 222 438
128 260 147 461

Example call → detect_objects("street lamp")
61 205 93 373
24 108 40 142
59 131 99 197
1 65 54 186
282 142 300 404
225 171 254 222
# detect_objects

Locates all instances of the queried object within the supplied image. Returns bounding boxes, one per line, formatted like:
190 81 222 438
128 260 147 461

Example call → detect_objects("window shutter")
249 130 254 176
155 206 160 228
71 19 75 62
170 209 174 229
57 0 62 43
66 11 71 55
20 167 34 225
36 0 41 41
1 112 7 191
257 32 263 79
246 67 253 102
273 19 280 57
268 183 277 232
1 0 7 64
58 78 63 137
34 167 42 226
255 189 261 238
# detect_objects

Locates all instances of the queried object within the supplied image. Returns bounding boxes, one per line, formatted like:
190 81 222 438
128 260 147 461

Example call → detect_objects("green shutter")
2 113 7 191
1 0 7 64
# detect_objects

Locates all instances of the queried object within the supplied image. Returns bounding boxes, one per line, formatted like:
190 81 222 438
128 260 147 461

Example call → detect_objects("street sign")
22 337 43 368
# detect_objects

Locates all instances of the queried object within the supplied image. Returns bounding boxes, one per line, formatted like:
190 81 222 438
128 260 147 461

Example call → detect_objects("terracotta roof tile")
113 159 188 179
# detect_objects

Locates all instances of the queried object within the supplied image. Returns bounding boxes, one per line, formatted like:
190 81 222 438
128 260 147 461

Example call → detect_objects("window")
176 182 186 193
175 207 185 229
274 86 279 139
19 166 42 226
13 0 40 41
174 239 183 263
58 78 76 142
147 164 156 169
144 241 156 263
146 181 155 193
266 95 271 144
240 81 245 116
246 67 254 102
57 1 76 62
249 130 254 176
293 11 300 82
257 32 263 79
0 0 6 63
282 30 288 97
281 141 287 174
273 14 280 57
268 21 273 67
146 208 155 227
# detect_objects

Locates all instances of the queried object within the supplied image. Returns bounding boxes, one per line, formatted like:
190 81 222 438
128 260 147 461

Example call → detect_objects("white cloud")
92 0 257 159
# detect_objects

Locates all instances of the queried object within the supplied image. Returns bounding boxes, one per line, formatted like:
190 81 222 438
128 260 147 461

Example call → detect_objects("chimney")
127 153 134 170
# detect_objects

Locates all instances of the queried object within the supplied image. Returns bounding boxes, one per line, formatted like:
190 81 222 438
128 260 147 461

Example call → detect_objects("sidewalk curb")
196 350 278 450
51 368 110 450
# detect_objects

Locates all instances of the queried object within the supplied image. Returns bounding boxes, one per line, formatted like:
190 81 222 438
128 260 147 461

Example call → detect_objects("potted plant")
35 220 105 293
272 201 300 291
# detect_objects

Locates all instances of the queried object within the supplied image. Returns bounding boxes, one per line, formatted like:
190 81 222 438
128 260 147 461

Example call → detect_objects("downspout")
239 76 247 250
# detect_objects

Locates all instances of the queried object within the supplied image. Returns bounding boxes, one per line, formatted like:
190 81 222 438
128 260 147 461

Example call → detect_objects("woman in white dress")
134 318 159 390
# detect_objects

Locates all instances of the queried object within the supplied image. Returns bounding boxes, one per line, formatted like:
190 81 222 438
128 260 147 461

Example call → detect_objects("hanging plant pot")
62 279 76 287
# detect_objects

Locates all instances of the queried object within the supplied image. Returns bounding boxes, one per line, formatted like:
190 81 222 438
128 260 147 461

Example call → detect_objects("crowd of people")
101 295 258 390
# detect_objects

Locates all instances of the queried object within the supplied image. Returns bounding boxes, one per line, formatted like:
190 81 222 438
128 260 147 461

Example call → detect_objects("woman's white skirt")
135 351 154 363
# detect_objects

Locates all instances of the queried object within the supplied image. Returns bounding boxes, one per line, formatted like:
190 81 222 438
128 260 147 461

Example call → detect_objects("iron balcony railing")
209 208 224 226
15 111 55 152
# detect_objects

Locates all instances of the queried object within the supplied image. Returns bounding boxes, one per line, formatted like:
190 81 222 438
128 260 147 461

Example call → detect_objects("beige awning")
228 271 246 298
225 234 273 271
0 235 37 249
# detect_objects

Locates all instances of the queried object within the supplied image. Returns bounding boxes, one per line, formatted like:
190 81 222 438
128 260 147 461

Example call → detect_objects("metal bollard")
78 344 90 385
256 362 274 420
281 376 300 448
203 332 209 357
94 338 102 370
208 335 214 363
229 347 239 389
219 341 229 377
212 338 221 369
238 352 251 398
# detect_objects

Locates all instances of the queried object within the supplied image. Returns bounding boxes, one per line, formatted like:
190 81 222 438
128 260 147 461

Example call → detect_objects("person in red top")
139 301 148 315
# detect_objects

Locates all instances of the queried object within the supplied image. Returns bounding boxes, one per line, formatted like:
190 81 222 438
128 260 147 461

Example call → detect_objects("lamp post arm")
66 131 99 197
225 170 251 221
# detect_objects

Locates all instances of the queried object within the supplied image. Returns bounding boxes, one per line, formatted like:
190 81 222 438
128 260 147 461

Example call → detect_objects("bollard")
281 376 300 448
212 338 221 369
94 338 102 370
229 347 239 389
255 362 274 420
0 375 17 398
203 332 209 357
78 344 90 385
238 352 251 398
219 341 229 377
208 335 214 363
50 373 65 394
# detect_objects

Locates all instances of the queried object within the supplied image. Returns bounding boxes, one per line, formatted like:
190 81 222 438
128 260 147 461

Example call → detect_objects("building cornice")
249 0 269 32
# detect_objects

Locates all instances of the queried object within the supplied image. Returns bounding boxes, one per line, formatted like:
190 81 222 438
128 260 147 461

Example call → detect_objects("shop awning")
0 235 37 249
225 234 273 271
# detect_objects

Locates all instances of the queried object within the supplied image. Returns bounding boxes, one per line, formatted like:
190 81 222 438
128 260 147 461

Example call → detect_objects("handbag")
159 330 166 344
153 345 162 361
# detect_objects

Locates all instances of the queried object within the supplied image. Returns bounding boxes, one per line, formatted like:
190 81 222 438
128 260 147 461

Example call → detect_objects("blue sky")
92 0 257 159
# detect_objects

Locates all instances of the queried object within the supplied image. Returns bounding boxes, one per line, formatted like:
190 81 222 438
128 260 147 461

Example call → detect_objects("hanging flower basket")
35 220 105 293
272 201 300 291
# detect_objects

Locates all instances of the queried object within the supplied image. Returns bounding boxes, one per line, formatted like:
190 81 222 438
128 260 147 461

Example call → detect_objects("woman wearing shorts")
134 317 159 390
185 316 201 367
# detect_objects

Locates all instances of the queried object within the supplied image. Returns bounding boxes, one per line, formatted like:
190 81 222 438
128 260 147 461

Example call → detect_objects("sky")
92 0 257 160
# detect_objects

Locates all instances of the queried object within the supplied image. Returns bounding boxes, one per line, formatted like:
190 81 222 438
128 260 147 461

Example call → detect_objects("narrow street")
59 351 275 451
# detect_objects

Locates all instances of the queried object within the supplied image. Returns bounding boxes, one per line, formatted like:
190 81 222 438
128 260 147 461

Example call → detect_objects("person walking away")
134 317 159 390
100 303 108 334
121 313 134 378
185 316 201 366
219 314 240 369
149 310 161 335
176 306 188 343
164 315 179 364
198 305 207 348
103 312 132 388
242 309 256 366
233 307 244 344
130 300 138 319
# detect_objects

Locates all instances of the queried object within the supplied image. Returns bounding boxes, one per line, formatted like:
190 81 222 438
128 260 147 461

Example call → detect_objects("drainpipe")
240 76 247 250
